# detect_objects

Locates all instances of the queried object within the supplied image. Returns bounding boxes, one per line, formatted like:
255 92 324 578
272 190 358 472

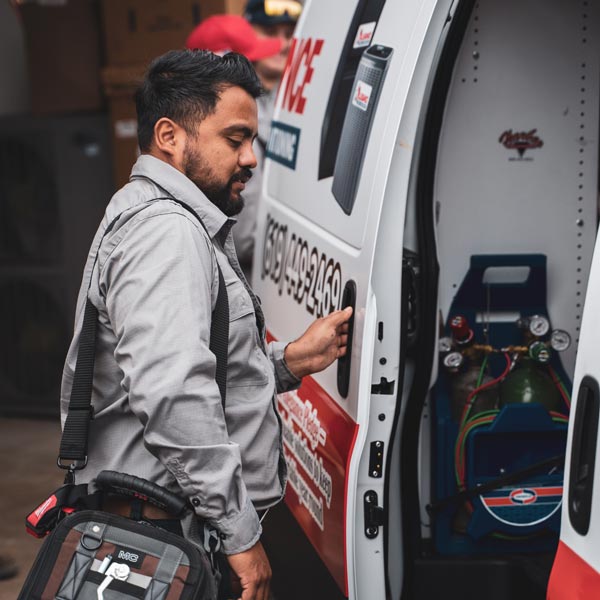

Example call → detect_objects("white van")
252 0 600 598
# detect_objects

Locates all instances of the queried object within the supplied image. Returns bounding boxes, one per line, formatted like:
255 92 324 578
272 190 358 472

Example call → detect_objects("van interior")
398 0 599 597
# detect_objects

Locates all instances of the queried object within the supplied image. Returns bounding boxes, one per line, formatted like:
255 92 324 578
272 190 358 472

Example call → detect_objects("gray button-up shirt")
60 155 299 554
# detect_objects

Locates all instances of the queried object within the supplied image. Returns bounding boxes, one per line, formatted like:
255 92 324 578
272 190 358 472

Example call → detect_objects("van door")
409 0 600 597
253 0 453 598
547 253 600 599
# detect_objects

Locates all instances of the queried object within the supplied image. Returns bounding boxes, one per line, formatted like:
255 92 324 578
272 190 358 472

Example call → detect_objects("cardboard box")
106 90 139 189
200 0 247 18
101 0 246 67
19 0 103 115
101 66 143 189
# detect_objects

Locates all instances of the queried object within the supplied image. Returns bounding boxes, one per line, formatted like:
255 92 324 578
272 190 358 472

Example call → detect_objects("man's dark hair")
135 49 263 152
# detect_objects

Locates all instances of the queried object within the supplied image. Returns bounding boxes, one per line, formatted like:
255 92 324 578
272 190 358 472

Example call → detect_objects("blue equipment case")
433 254 569 555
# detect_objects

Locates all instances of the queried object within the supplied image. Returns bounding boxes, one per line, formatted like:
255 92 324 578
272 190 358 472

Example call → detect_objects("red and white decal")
277 373 357 594
353 21 376 48
481 486 562 507
509 488 537 505
277 37 324 115
30 495 58 527
352 80 372 111
548 541 600 600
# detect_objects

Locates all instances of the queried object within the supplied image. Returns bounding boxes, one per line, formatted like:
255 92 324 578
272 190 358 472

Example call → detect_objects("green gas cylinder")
498 358 561 411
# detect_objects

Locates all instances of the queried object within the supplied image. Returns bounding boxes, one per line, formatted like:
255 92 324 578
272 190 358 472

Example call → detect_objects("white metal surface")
255 0 600 596
559 232 600 571
435 0 600 376
255 0 446 595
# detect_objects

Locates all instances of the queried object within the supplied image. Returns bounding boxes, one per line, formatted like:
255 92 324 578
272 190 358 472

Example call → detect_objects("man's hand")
226 540 272 600
284 306 353 379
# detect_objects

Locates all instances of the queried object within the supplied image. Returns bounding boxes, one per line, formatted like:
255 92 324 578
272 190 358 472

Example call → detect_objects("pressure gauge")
443 351 464 373
528 315 550 337
439 336 453 354
550 329 571 352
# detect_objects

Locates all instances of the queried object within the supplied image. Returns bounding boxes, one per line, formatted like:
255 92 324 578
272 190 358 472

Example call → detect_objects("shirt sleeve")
100 207 261 554
267 341 302 394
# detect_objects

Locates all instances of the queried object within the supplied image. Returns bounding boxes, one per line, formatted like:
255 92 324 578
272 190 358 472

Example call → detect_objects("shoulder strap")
174 199 229 404
58 198 229 480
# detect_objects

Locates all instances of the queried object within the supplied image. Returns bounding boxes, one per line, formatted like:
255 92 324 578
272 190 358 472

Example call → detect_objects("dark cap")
244 0 302 25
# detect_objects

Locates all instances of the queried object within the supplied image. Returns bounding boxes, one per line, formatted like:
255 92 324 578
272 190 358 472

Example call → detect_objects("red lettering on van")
357 29 371 42
279 37 324 115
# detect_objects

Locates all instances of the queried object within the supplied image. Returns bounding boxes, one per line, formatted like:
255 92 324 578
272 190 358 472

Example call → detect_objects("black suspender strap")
58 198 229 481
172 198 230 405
211 266 229 404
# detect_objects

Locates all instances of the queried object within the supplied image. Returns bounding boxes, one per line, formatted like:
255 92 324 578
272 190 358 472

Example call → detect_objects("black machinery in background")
0 114 112 417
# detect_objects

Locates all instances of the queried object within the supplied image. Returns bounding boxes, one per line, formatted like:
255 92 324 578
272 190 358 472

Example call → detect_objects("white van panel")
435 0 600 376
265 0 444 251
556 233 600 570
256 0 448 595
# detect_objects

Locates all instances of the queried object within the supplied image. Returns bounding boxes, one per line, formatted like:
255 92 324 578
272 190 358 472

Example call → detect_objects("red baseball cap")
186 14 283 62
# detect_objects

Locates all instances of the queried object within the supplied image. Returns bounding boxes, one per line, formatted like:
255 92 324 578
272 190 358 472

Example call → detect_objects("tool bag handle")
58 198 230 480
96 470 189 517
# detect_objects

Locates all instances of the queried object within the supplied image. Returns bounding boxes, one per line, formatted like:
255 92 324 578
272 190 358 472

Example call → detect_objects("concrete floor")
0 417 63 600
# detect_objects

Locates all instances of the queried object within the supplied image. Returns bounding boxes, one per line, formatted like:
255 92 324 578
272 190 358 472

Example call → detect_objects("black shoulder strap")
174 199 229 404
58 198 229 479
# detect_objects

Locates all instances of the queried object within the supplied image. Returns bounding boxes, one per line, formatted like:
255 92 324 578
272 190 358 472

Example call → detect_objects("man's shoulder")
98 185 214 271
106 182 208 237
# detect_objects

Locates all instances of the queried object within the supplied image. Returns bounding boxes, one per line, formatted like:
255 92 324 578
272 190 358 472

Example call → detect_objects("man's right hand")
226 540 272 600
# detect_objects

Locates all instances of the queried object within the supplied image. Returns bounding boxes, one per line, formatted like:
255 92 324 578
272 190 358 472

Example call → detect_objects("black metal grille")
0 137 61 264
0 279 68 400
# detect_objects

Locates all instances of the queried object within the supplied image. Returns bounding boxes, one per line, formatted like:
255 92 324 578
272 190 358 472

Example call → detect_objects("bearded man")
60 50 351 600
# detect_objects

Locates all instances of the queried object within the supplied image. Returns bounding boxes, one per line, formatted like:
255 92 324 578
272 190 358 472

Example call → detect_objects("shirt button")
191 498 201 507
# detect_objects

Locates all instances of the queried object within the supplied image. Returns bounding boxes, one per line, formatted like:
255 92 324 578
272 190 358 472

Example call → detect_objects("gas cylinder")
498 358 561 411
444 315 498 421
449 361 498 421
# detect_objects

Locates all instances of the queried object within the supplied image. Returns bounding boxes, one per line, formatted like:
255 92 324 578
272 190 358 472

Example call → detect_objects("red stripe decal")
483 497 514 507
268 331 357 595
534 487 563 496
343 424 360 598
548 541 600 600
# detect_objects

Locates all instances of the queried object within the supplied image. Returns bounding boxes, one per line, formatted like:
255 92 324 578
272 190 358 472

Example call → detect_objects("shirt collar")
130 154 235 240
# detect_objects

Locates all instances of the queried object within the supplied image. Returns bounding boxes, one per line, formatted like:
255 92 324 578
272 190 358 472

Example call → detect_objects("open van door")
253 0 454 598
254 0 600 599
547 247 600 599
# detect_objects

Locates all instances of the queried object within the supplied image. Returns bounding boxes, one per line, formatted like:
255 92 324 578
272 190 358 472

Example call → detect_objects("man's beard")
183 146 252 217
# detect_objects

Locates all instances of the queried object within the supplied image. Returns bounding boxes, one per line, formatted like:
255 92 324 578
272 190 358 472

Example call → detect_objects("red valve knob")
450 315 474 345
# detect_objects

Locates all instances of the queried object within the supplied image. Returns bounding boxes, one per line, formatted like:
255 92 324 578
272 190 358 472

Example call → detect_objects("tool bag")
18 199 230 600
19 509 216 600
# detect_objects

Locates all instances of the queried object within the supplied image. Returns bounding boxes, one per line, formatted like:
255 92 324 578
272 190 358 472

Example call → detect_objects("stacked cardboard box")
19 0 103 115
101 0 246 188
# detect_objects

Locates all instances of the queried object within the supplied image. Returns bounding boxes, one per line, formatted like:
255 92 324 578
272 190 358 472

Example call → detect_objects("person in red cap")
186 14 283 64
187 6 301 279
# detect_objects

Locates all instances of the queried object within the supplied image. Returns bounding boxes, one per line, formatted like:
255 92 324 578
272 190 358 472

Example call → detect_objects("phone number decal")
261 214 343 318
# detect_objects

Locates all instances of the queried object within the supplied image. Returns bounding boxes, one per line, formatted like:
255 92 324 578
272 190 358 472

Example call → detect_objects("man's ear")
153 117 185 159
